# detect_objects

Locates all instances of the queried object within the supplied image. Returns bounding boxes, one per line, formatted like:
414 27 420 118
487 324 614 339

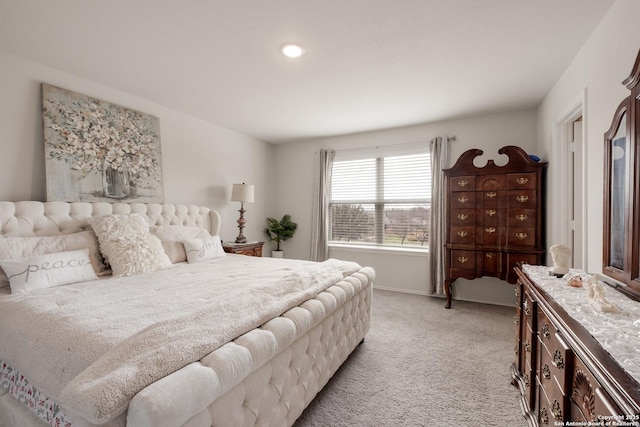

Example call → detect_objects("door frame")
552 89 587 269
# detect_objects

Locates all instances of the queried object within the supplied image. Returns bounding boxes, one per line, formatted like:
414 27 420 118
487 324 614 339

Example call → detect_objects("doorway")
554 94 586 269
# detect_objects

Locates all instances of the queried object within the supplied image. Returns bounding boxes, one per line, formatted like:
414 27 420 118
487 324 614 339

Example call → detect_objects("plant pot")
271 250 284 258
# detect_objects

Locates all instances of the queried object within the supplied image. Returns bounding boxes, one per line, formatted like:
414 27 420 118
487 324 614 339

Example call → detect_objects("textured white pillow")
0 248 98 294
151 225 212 263
89 214 171 277
183 236 225 263
0 231 108 289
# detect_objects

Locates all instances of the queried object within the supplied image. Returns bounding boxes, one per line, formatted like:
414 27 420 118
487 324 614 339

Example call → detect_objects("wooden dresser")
512 266 640 426
443 146 547 308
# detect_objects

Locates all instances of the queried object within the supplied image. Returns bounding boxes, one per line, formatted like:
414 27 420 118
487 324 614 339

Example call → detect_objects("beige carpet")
295 289 527 427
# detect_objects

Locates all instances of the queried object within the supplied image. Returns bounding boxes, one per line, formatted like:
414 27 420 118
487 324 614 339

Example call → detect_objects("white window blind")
330 143 431 248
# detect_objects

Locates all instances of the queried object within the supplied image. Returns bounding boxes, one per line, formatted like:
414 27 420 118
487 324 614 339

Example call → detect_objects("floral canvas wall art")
42 84 164 202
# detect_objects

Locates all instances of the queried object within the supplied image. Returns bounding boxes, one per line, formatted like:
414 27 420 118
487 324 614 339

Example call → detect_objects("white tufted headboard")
0 202 221 237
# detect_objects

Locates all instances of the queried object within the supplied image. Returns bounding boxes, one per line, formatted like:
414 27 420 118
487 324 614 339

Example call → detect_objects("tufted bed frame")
0 201 373 427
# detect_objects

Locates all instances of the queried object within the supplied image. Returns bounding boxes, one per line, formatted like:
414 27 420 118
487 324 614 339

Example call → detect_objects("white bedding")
0 255 365 426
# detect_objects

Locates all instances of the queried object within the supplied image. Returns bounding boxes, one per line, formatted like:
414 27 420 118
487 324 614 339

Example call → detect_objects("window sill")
329 243 428 256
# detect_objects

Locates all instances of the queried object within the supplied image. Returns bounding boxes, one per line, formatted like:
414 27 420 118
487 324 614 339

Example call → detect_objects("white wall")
0 50 275 243
274 109 538 306
537 0 640 276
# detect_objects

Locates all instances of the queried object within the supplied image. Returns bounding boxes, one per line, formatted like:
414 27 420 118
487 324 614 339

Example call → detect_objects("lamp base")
235 204 248 244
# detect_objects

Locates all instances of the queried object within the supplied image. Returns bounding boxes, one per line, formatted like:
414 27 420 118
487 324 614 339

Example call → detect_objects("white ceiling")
0 0 614 143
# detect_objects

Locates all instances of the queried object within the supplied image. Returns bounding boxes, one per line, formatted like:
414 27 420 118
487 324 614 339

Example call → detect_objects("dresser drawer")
507 208 537 227
477 225 504 245
476 174 506 191
450 226 474 243
507 227 536 246
450 192 475 208
451 250 475 271
538 377 569 425
478 190 505 208
508 172 537 190
449 176 475 191
479 250 500 276
570 357 623 422
508 189 538 209
506 253 540 283
450 209 475 226
538 329 572 396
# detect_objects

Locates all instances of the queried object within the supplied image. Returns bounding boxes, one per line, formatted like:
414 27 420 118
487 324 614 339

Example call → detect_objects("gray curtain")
311 149 335 262
428 136 449 295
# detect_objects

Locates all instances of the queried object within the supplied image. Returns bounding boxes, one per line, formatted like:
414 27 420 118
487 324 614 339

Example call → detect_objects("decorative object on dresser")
512 265 640 426
603 49 640 300
222 241 264 257
443 145 547 308
230 182 255 243
264 214 298 258
549 244 571 277
42 84 164 202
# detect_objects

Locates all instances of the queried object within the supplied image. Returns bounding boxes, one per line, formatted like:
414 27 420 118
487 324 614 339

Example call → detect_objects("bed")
0 201 374 427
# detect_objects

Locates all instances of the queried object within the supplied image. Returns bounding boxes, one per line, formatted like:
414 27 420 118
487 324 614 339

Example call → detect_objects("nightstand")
223 241 264 257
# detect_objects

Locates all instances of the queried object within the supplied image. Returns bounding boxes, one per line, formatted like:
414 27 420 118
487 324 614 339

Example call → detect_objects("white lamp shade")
231 183 254 203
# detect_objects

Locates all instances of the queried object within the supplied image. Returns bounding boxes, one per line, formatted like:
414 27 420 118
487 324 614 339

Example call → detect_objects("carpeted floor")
294 289 528 427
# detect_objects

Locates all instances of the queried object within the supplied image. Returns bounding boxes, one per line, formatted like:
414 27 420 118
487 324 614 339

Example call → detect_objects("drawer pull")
513 315 519 325
542 364 551 380
516 214 528 222
486 209 497 217
551 400 563 421
514 344 518 355
516 195 529 203
485 252 495 259
552 350 565 369
457 179 469 187
486 192 497 198
515 232 528 240
457 196 469 204
516 177 529 185
457 256 469 264
541 323 550 339
540 407 549 424
523 340 531 353
457 213 469 221
457 231 468 238
523 300 531 316
523 373 529 388
514 288 520 298
485 227 496 234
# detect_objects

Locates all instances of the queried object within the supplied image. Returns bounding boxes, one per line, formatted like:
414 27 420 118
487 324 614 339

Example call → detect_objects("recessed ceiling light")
281 43 305 58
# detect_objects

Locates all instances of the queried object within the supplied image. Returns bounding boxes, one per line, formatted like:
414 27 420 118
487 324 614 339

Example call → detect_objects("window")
329 143 431 249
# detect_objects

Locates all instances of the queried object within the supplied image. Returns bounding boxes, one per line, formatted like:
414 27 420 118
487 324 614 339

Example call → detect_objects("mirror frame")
603 49 640 296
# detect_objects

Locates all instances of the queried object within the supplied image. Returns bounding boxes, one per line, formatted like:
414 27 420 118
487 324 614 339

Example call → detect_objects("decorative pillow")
150 225 213 263
89 214 171 277
0 231 108 289
183 236 225 263
0 248 99 294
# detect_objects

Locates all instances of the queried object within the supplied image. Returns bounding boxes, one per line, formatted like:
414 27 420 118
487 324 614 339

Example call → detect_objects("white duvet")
0 255 362 425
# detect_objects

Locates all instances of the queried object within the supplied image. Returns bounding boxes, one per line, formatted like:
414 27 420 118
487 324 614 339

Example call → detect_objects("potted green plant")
264 214 297 257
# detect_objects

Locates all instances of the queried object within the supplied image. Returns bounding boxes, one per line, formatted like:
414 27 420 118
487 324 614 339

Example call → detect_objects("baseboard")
372 285 513 307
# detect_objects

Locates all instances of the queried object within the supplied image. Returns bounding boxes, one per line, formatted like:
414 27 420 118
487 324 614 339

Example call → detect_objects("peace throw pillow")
0 230 108 289
183 236 225 263
0 248 99 294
